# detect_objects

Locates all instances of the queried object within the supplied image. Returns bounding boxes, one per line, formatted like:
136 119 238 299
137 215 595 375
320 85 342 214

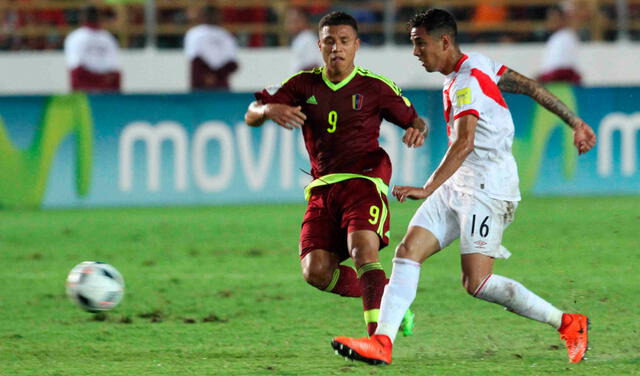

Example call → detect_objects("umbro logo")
474 240 487 248
306 95 318 105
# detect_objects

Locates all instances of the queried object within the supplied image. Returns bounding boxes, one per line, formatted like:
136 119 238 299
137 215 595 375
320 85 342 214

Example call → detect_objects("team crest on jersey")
352 94 364 110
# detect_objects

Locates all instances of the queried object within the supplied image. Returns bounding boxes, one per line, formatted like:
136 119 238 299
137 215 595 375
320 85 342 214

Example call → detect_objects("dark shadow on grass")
203 313 228 323
138 309 164 323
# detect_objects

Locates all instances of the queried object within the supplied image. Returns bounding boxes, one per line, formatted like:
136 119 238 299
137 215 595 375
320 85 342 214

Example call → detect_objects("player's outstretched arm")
402 117 428 148
497 68 596 154
393 114 476 202
244 100 307 129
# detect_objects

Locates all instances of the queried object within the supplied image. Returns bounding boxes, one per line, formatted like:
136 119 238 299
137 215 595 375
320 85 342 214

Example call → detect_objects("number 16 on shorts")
464 197 517 258
460 199 515 258
470 215 490 237
463 212 498 253
460 204 505 254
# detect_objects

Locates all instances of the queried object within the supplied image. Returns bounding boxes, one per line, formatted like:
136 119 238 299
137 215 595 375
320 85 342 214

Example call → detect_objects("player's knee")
462 279 477 296
395 242 409 259
462 273 488 296
348 230 381 266
301 262 333 290
350 246 378 266
394 241 420 260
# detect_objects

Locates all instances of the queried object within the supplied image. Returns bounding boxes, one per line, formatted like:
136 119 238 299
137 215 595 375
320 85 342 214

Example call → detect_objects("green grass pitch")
1 196 639 375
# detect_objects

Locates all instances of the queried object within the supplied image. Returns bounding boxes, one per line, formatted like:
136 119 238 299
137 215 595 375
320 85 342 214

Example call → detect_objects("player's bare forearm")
394 140 472 202
424 136 472 190
394 115 475 202
498 68 597 154
245 101 267 127
498 68 582 129
245 101 307 129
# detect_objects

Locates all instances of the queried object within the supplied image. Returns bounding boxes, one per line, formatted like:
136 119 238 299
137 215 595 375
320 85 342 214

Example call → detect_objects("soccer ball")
66 261 125 312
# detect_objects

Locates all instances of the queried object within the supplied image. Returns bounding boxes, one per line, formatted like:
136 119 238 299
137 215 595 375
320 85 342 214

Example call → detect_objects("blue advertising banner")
0 85 637 209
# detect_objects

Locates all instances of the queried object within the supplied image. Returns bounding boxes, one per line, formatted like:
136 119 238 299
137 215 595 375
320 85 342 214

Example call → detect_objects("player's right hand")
392 185 431 202
573 121 596 155
264 104 307 130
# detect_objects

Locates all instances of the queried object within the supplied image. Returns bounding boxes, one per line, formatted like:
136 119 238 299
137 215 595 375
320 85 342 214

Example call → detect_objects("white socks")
474 274 563 329
376 257 421 343
374 261 563 343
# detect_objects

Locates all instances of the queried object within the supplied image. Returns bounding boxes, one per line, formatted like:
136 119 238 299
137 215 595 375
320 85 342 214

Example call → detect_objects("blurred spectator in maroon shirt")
538 2 582 84
64 6 121 92
285 8 321 72
184 6 239 90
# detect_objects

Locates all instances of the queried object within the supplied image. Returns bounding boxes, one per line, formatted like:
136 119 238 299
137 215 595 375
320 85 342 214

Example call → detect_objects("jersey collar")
321 66 358 91
453 54 468 73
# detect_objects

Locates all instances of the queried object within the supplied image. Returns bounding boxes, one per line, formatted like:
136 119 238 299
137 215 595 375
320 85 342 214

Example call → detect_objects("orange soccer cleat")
331 334 393 365
558 313 590 363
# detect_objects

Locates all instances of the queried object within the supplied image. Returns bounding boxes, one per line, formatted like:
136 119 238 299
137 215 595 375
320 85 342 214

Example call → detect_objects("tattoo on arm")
497 69 533 94
498 68 581 129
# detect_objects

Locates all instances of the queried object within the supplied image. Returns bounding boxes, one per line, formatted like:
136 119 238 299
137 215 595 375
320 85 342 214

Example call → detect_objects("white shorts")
408 185 517 259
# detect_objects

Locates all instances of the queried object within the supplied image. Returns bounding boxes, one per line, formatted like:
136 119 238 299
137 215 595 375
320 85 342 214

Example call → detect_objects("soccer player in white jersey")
332 8 596 365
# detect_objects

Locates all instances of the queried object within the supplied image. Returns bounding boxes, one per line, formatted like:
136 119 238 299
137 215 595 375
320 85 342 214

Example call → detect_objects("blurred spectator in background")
221 6 268 47
184 6 239 90
471 0 507 26
285 8 321 73
2 0 66 51
38 3 66 50
470 0 514 43
538 2 582 84
64 6 121 92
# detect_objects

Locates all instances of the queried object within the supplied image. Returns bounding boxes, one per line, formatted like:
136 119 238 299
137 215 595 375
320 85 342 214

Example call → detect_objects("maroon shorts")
299 178 390 261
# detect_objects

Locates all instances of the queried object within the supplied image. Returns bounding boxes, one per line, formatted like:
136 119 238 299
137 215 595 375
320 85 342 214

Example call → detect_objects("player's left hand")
402 127 425 148
392 185 430 202
573 121 596 155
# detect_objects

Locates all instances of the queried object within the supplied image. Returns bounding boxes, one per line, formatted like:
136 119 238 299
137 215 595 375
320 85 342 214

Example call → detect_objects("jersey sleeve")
378 80 418 129
254 75 300 106
450 74 482 121
490 57 507 77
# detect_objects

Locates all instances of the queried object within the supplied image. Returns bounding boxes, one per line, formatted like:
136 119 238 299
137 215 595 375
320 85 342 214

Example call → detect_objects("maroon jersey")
255 66 418 184
70 66 120 92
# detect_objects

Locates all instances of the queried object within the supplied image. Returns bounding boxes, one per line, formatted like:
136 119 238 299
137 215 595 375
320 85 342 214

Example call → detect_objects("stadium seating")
1 0 637 50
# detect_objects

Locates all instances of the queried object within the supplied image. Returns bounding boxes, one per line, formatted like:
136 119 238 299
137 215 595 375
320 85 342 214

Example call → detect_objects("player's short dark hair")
408 9 457 43
318 11 358 33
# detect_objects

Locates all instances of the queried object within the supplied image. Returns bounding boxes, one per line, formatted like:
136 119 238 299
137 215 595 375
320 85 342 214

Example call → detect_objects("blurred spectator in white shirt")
184 6 239 90
538 2 582 84
64 6 121 92
285 8 321 73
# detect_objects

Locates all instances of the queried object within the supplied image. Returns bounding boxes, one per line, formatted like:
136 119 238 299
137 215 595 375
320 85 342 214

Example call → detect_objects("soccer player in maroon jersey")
245 11 427 336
